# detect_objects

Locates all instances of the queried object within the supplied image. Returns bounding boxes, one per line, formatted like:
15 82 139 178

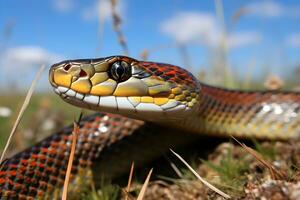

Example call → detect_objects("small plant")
180 159 200 180
202 146 249 195
82 183 120 200
252 138 277 161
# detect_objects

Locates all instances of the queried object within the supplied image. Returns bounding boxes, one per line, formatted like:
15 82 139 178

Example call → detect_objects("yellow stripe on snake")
1 55 300 199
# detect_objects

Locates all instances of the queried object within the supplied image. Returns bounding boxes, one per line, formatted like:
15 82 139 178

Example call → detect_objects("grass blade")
62 120 80 200
124 162 135 200
136 168 153 200
231 136 287 180
0 64 45 163
170 149 231 199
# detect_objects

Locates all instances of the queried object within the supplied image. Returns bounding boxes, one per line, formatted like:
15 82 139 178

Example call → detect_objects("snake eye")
109 61 131 82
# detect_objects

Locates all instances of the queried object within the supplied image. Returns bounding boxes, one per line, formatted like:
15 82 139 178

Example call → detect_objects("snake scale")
1 55 300 199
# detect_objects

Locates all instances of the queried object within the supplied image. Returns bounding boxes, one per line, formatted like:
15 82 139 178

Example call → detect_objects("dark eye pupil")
110 61 131 82
116 66 124 76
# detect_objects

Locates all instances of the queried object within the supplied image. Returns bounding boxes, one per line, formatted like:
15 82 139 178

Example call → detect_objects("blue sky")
0 0 299 90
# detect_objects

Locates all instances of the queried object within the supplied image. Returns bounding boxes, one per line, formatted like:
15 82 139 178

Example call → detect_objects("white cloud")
161 12 261 49
52 0 125 23
1 46 62 72
245 1 300 18
82 0 124 22
246 1 282 17
161 12 218 44
52 0 74 13
228 32 261 48
285 33 300 47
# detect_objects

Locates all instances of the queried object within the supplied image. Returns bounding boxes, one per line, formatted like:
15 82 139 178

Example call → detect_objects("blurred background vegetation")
0 0 299 153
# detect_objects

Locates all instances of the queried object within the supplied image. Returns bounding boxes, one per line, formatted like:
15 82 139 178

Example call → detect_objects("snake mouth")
49 67 58 88
53 84 192 119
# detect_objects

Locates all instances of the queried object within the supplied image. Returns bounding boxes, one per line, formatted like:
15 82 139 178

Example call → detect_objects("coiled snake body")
1 56 300 199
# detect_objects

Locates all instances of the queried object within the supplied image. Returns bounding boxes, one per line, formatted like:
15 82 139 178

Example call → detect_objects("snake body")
1 55 300 198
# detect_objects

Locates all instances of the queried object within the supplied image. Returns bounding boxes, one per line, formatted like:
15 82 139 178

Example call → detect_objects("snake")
1 55 300 199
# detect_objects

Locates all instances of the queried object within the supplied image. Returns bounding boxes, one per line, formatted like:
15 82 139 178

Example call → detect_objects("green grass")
251 138 277 161
201 145 249 196
0 93 85 150
81 184 120 200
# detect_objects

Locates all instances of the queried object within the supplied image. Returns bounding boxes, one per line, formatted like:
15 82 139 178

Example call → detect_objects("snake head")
49 56 200 121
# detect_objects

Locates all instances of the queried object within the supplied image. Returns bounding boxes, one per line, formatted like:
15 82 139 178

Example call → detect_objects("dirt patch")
128 139 300 200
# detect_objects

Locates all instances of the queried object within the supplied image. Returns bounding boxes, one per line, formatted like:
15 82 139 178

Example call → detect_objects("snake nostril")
79 69 87 77
63 63 71 71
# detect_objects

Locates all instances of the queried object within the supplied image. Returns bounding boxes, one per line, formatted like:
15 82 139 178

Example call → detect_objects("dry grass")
136 168 153 200
124 162 135 200
0 64 45 163
62 120 80 200
232 137 287 180
139 43 175 61
170 149 231 199
110 0 128 55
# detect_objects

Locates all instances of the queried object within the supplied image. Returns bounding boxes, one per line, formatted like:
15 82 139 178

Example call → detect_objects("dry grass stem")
110 0 128 55
231 137 287 180
136 168 153 200
139 43 175 60
170 149 231 199
62 121 80 200
178 44 191 70
164 154 183 178
242 58 256 89
214 0 235 88
139 50 149 60
0 64 45 163
231 7 250 26
124 162 135 200
170 161 183 178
